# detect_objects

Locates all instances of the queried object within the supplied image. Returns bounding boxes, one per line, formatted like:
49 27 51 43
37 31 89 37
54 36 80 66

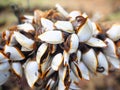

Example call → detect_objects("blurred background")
0 0 120 90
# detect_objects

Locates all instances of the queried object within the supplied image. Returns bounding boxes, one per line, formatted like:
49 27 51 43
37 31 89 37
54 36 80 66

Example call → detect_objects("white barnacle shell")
78 62 90 80
86 37 107 47
0 51 9 62
0 62 10 72
66 34 79 54
55 4 69 17
34 9 44 24
24 61 39 88
92 22 102 37
58 66 70 90
69 34 79 53
97 52 108 75
107 24 120 41
12 62 22 77
58 79 65 90
41 18 55 31
14 31 35 50
51 53 63 71
77 18 93 42
40 55 51 77
0 71 10 85
38 31 64 44
68 11 81 21
36 43 48 64
70 70 80 83
4 45 25 61
55 21 74 33
63 50 70 66
21 15 34 23
8 33 17 46
71 62 82 80
77 50 82 64
46 78 55 90
59 66 69 82
0 52 10 72
21 46 33 52
43 67 54 78
103 38 118 58
82 48 98 73
2 30 11 40
106 56 120 69
17 23 35 33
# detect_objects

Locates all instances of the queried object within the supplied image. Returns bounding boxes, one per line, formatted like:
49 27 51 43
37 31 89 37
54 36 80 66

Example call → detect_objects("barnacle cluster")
0 4 120 90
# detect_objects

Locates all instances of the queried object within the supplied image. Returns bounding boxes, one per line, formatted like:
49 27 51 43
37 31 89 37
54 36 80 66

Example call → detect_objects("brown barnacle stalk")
0 3 120 90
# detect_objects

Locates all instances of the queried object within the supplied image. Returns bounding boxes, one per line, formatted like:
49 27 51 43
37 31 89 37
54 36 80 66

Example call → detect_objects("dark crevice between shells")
64 66 71 89
69 53 77 62
78 43 90 53
96 33 107 41
63 35 71 52
40 47 49 64
36 71 58 90
19 30 35 40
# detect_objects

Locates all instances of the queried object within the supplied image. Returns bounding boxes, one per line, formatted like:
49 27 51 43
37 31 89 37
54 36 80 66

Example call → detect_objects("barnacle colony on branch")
0 4 120 90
